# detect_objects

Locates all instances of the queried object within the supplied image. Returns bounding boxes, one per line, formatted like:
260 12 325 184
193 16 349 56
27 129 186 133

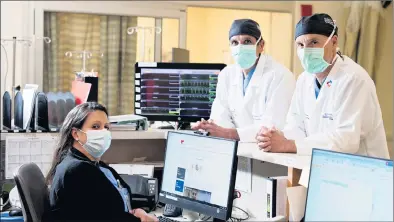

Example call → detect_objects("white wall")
1 1 31 95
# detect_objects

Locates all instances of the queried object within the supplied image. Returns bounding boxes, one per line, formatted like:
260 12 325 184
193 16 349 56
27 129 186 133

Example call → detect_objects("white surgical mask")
230 36 262 69
297 23 337 74
77 129 112 159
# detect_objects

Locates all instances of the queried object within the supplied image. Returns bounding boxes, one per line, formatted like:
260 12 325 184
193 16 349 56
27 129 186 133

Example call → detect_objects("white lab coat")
210 54 296 142
283 55 389 158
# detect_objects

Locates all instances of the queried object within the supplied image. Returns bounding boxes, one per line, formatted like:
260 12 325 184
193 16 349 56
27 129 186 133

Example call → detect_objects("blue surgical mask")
231 36 261 69
77 129 112 159
297 24 337 74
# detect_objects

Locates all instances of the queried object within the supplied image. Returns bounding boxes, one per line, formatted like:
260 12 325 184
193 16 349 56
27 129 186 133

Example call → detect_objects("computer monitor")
305 149 393 221
134 62 226 123
159 131 238 221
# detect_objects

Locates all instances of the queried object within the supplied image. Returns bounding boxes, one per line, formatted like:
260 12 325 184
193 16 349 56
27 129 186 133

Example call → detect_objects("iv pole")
127 26 161 61
1 36 51 100
64 50 103 80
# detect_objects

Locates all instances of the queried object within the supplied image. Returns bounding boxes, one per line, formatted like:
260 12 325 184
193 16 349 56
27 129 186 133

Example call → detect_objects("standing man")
256 13 389 158
192 19 296 142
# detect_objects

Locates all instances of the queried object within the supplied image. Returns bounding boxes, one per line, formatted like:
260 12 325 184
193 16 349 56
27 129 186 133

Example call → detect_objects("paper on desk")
287 186 307 222
299 167 310 188
6 135 57 179
235 156 252 193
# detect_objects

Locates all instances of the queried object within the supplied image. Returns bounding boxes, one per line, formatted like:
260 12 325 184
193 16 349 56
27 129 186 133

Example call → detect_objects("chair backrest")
13 163 50 222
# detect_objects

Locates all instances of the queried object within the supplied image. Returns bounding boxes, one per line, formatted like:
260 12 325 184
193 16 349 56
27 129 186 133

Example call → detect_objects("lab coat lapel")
232 65 244 102
309 55 343 131
243 55 266 106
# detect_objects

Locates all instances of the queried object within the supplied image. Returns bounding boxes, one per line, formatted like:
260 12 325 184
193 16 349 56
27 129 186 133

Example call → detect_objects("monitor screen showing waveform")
137 68 220 118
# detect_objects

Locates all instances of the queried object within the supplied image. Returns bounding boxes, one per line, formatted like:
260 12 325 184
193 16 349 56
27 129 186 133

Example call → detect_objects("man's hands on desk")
256 126 296 153
191 119 297 154
191 119 240 140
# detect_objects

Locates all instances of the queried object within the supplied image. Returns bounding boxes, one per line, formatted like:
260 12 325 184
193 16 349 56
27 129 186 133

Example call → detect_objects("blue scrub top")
314 77 327 99
243 67 256 96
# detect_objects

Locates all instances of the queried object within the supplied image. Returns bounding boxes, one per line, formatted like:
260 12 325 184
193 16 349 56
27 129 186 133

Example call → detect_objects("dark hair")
45 102 108 185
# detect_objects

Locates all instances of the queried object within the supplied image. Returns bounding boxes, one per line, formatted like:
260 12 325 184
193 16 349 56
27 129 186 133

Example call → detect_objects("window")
162 18 180 62
43 11 180 115
186 7 293 69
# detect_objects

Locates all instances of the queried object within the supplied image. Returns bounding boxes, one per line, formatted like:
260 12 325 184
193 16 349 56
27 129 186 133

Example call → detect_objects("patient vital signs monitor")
305 149 393 221
159 131 238 221
134 63 226 123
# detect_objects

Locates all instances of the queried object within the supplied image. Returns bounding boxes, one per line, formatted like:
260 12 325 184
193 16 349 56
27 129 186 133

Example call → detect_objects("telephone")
120 175 158 212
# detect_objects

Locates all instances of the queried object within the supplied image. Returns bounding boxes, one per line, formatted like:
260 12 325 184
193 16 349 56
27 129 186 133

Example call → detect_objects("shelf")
237 142 311 170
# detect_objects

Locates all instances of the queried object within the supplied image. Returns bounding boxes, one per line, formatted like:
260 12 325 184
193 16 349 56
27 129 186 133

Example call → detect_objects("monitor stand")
177 121 190 130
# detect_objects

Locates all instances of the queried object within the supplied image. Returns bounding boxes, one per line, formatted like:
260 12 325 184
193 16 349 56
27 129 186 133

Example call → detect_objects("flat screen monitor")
134 62 226 122
159 131 238 221
305 149 393 221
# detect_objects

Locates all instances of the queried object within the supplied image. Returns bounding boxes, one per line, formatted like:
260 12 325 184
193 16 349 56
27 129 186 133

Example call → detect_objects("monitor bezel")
304 148 393 221
159 131 238 221
134 62 227 122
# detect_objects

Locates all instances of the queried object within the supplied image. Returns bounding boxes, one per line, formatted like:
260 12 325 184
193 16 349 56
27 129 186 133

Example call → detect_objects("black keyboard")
158 216 180 222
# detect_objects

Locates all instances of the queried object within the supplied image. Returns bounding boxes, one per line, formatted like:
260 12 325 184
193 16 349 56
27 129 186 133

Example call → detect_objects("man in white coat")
256 13 389 158
192 19 295 142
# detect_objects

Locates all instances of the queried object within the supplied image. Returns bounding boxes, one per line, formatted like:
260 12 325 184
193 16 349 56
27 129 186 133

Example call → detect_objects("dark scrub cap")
229 19 261 40
295 13 338 40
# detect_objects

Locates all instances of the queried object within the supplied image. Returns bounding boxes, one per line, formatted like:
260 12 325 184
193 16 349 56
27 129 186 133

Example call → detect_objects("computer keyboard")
158 216 180 222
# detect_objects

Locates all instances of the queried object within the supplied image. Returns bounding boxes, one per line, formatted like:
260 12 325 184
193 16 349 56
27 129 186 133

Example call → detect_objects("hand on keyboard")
131 208 159 222
158 216 180 222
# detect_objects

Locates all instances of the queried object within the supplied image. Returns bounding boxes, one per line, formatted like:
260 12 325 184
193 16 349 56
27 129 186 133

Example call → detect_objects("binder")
14 91 23 129
64 92 76 114
55 92 67 127
46 92 58 131
35 92 49 131
2 91 12 130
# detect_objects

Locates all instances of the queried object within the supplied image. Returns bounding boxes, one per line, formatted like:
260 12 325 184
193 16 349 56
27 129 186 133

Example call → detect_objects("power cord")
0 191 10 209
231 206 250 221
1 43 9 92
230 190 250 221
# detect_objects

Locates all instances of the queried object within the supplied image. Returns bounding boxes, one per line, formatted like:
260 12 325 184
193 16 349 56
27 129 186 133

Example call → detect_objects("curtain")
43 12 137 115
343 1 382 79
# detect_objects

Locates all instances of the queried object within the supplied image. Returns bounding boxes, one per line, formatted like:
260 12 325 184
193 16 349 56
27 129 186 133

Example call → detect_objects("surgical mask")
231 36 261 69
77 129 112 159
297 23 337 74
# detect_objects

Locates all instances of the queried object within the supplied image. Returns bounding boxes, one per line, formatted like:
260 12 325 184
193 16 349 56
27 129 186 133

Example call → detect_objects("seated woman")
45 102 158 222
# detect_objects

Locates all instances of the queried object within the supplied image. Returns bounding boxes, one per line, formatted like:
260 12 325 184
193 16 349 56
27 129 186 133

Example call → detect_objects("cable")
0 191 10 208
231 190 249 221
1 43 9 92
231 206 250 221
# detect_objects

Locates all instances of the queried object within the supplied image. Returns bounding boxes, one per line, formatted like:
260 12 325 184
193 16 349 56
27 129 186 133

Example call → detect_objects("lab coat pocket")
321 112 335 131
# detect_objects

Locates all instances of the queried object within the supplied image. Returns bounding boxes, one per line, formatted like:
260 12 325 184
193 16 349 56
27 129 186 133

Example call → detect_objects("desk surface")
237 143 311 170
151 207 285 222
1 129 311 170
0 129 168 140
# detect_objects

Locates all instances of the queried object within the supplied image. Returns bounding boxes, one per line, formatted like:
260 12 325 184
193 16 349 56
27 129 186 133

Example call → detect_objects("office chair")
13 163 50 222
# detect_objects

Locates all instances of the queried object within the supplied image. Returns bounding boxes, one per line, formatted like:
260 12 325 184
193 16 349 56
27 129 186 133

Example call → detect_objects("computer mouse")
9 209 23 217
